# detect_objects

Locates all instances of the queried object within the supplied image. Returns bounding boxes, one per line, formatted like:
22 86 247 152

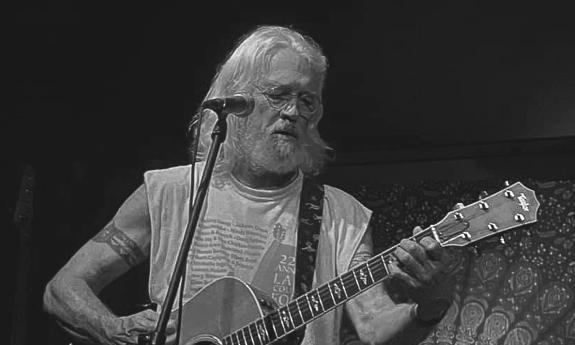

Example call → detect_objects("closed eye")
265 87 292 99
299 94 315 108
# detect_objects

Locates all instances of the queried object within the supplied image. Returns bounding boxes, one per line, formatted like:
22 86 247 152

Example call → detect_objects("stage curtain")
338 178 575 345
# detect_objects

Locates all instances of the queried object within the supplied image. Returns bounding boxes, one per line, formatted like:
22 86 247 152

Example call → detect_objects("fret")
326 280 337 304
353 263 374 290
257 318 272 344
289 300 304 326
264 315 277 342
269 311 285 337
368 256 387 281
239 331 248 345
250 322 264 345
329 278 347 304
232 332 240 345
278 306 295 333
339 276 349 298
240 329 248 345
318 284 335 310
365 260 375 282
307 290 324 317
242 330 249 345
242 327 253 345
379 254 390 276
297 295 313 322
342 271 360 296
224 335 233 345
304 295 314 318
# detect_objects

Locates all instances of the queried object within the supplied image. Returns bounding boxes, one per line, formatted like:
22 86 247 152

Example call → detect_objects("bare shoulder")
323 184 372 227
91 184 151 266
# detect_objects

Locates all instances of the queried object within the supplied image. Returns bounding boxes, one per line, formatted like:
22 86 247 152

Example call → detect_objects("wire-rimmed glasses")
255 85 321 121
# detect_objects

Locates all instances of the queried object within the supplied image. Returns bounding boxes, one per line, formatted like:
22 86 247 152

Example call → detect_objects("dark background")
5 2 575 344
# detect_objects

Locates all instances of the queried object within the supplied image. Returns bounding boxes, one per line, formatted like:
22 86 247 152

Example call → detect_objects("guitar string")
223 227 436 345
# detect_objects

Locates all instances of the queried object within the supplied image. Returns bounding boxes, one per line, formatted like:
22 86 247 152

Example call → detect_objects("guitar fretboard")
221 230 431 345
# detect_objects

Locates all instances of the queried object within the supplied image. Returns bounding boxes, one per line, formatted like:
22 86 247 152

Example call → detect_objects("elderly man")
44 25 454 345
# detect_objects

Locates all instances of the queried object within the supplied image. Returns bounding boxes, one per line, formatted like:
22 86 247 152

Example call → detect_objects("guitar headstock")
431 182 539 248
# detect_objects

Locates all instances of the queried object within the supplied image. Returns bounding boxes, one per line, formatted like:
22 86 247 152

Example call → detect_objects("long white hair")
192 25 331 176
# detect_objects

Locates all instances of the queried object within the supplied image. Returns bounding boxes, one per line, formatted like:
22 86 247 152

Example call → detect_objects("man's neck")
231 162 298 190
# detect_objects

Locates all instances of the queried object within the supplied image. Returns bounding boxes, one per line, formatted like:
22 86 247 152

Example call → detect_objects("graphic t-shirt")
144 164 372 345
185 171 301 307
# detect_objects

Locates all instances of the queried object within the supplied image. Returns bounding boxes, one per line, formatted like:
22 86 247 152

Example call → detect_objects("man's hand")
386 204 463 323
388 227 454 322
100 309 176 345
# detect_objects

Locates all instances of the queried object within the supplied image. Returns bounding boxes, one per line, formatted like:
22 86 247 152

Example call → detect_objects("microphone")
201 94 255 118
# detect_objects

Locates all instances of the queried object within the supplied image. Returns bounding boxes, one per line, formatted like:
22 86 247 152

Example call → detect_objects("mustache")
270 123 298 137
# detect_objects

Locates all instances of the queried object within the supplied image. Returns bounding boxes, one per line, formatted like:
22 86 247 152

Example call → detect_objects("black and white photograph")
5 3 575 345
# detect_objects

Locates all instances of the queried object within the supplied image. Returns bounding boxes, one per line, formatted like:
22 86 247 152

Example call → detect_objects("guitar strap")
288 176 324 345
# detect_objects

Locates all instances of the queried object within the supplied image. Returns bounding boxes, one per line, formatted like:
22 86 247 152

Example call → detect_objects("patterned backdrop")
336 178 575 345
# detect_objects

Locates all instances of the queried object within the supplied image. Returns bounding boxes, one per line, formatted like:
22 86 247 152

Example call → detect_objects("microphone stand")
146 109 228 345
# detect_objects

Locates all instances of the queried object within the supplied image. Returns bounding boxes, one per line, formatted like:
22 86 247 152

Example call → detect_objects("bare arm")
345 228 453 345
43 184 169 345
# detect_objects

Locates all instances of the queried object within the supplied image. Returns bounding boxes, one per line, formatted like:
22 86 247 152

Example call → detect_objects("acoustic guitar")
173 182 540 345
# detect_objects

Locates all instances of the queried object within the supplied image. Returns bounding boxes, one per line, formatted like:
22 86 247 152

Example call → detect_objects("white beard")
237 123 306 175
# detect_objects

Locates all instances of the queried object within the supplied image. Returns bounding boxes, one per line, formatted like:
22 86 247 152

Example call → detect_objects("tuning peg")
454 212 464 221
504 190 515 198
499 236 506 245
504 180 510 187
479 190 489 199
461 232 472 241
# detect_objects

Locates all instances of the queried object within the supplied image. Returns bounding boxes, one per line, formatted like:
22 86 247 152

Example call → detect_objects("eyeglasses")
255 85 321 120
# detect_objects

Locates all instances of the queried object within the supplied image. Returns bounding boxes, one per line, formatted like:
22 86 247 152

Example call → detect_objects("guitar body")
179 277 271 345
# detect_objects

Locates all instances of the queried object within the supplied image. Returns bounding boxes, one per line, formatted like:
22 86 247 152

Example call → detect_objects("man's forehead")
260 49 322 90
269 49 310 70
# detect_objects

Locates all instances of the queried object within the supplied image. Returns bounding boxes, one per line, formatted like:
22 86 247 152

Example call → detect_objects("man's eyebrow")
262 84 318 94
259 81 287 89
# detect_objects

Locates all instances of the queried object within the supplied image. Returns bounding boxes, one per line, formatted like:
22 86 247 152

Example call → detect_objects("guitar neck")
222 229 433 345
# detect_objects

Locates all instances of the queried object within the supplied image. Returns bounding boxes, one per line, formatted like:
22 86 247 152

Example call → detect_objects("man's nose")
279 98 301 121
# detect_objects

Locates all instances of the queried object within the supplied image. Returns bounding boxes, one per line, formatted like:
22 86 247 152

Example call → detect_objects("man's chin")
245 138 307 173
271 137 301 155
261 151 304 174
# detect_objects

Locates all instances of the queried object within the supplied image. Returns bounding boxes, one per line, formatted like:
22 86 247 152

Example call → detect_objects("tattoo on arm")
350 249 374 268
349 225 375 268
92 221 146 267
